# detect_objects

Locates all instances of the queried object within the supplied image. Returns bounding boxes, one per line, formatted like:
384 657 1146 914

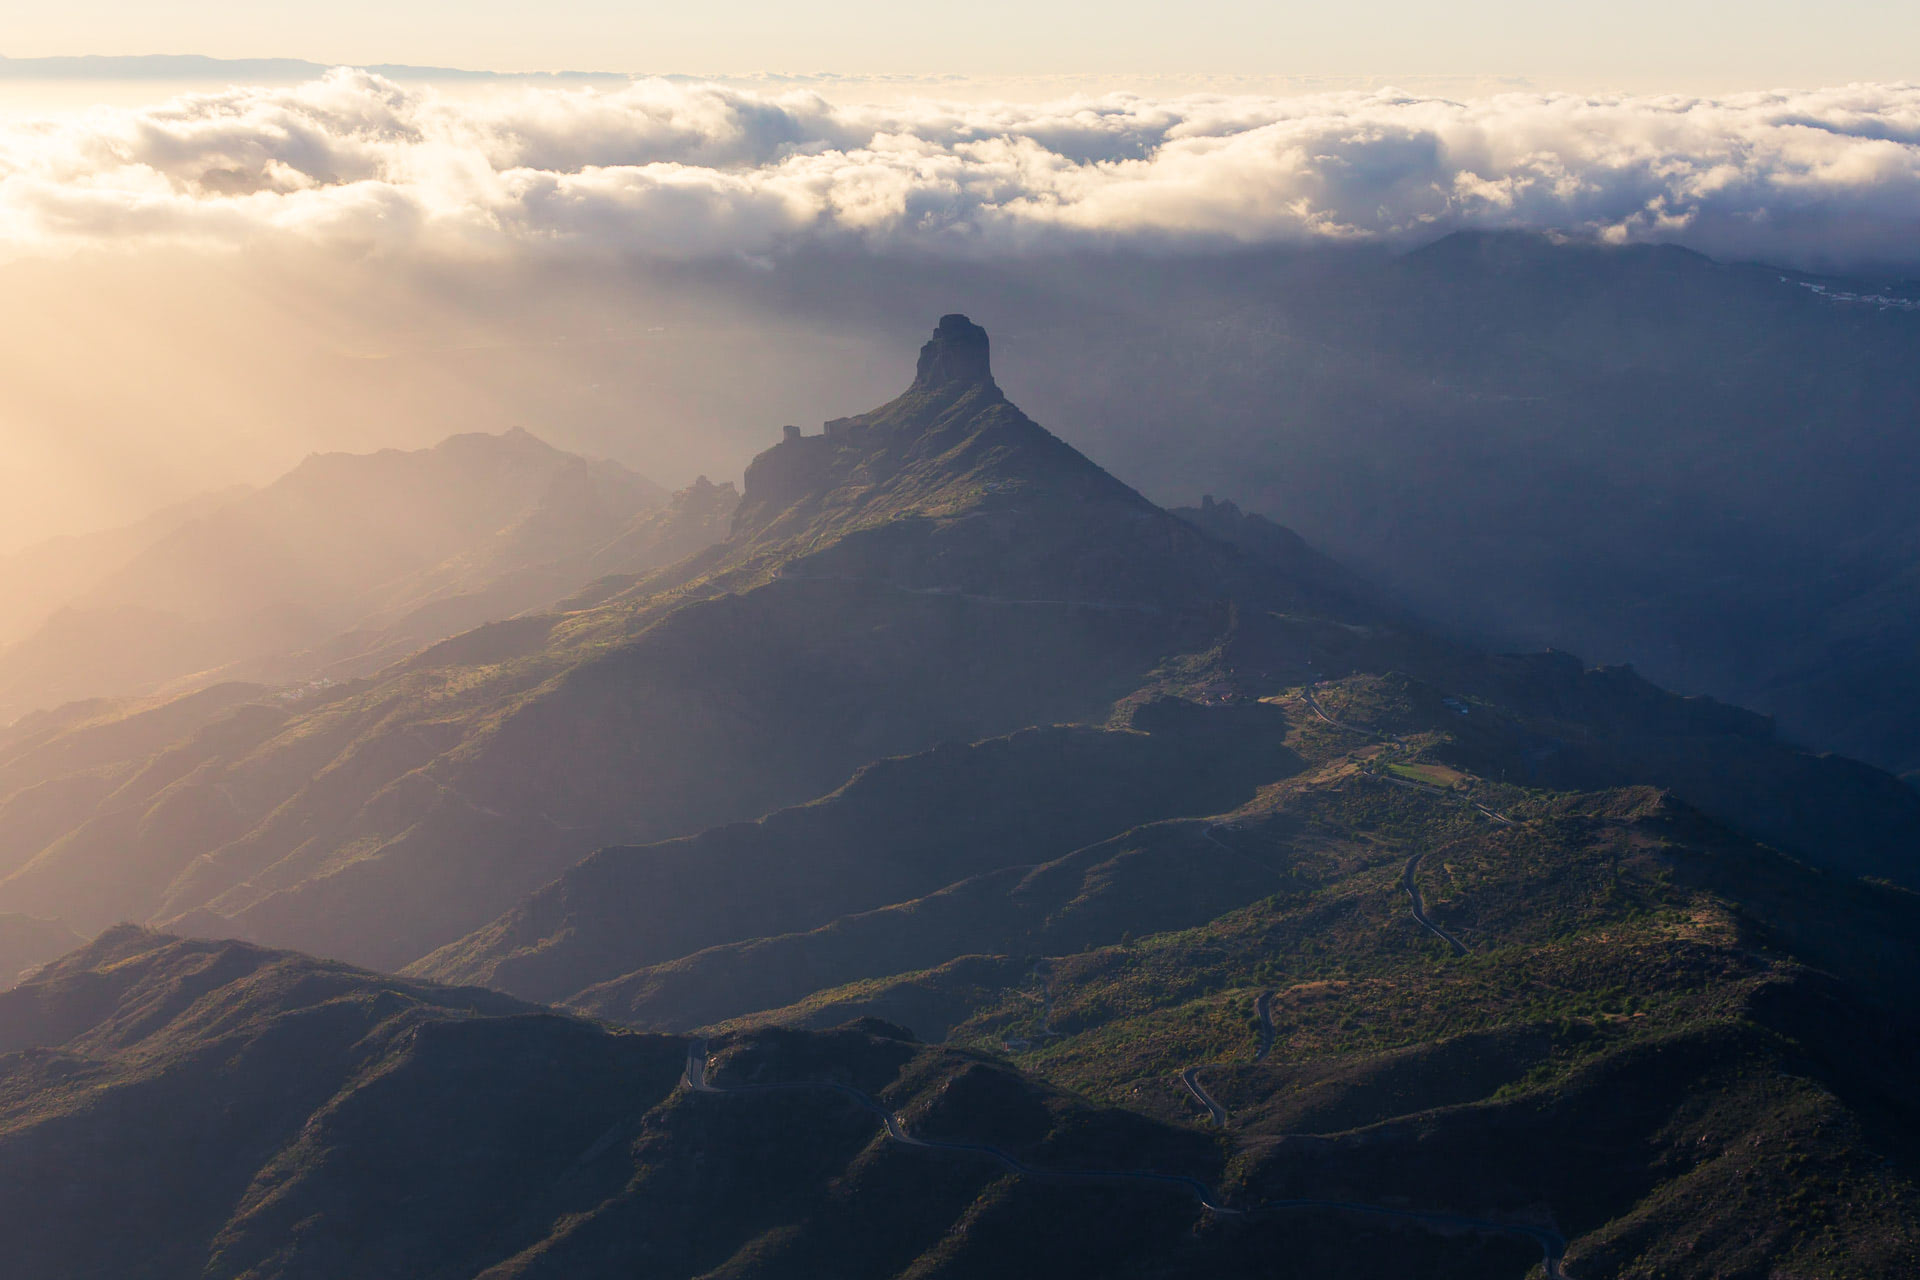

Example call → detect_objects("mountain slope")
0 928 1286 1280
426 656 1920 1049
1 313 1916 984
4 851 1916 1280
409 699 1298 1002
671 762 1920 1279
0 316 1364 967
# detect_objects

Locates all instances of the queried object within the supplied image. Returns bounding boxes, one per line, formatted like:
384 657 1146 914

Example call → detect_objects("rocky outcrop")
911 312 996 391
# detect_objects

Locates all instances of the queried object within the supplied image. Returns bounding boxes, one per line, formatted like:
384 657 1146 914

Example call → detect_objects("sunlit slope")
399 646 1920 1275
186 317 1345 968
427 657 1920 1041
0 316 1915 1278
697 686 1920 1061
575 687 1920 1279
421 634 1920 1029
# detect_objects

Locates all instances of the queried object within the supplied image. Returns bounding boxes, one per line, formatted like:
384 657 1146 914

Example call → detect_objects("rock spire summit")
911 314 996 393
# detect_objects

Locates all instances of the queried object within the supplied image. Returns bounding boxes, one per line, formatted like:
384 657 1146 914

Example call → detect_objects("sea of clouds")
2 70 1919 271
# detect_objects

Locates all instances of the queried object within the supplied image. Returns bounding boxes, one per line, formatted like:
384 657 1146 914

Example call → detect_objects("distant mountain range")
0 911 79 985
0 486 245 648
0 315 1914 1277
0 429 741 724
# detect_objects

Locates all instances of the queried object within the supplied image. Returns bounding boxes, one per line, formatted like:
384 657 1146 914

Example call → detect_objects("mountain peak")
911 314 995 392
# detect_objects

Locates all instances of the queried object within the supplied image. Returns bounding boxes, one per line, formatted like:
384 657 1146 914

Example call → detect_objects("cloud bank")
3 71 1920 271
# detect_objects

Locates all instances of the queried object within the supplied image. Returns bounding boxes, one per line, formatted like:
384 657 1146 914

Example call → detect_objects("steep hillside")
427 655 1920 1048
0 928 1473 1280
423 612 1920 1034
675 747 1920 1279
0 313 1916 1279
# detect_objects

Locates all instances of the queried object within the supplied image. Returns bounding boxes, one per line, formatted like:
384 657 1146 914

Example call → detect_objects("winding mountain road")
1298 680 1511 955
1402 851 1470 955
1300 684 1405 746
683 1039 1573 1277
1180 1066 1230 1125
1252 990 1275 1062
1301 683 1516 827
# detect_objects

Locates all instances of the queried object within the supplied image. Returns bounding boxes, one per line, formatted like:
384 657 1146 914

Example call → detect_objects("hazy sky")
3 0 1916 92
2 68 1918 550
0 5 1915 552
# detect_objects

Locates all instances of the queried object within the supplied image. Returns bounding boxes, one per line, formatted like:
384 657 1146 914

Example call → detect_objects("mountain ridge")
161 316 1301 966
0 314 1917 1278
0 314 1914 975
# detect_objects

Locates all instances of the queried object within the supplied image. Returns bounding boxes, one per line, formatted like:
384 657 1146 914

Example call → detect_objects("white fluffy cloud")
4 71 1920 271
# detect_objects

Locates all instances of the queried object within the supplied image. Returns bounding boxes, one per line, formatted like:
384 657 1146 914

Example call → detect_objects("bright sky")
2 0 1915 92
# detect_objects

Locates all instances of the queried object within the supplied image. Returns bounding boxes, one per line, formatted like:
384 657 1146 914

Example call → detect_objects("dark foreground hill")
0 927 1481 1280
6 858 1917 1280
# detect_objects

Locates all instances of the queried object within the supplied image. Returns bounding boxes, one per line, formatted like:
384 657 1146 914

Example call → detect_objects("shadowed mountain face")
720 236 1920 775
650 311 1339 619
0 430 704 723
0 930 1341 1280
408 702 1304 1005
